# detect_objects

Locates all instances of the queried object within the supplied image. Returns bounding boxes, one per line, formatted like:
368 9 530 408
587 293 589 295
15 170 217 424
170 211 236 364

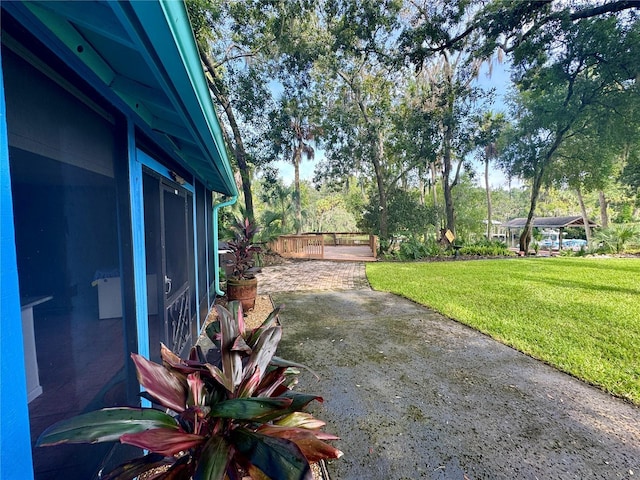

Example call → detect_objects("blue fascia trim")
0 50 36 479
129 137 150 408
156 0 238 196
119 1 238 197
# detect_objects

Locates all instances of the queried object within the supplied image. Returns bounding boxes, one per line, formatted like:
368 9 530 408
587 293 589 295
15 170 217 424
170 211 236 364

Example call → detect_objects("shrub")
37 302 342 479
594 224 640 254
458 240 511 257
398 237 430 260
393 237 446 260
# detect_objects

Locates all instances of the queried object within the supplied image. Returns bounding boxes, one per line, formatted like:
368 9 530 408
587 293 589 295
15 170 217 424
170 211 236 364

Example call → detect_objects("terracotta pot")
226 277 258 311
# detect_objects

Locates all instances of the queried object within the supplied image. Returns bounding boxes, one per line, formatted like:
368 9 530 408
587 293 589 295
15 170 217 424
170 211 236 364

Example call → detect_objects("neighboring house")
0 2 237 478
503 216 598 249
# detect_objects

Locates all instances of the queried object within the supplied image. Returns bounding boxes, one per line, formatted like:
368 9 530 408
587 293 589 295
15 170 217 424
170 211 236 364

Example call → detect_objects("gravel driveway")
270 287 639 479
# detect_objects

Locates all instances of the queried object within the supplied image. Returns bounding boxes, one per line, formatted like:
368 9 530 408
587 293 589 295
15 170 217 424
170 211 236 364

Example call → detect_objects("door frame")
159 178 192 357
132 149 198 363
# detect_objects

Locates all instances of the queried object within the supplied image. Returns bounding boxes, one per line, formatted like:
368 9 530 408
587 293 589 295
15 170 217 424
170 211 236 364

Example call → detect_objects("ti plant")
37 301 342 479
227 218 262 280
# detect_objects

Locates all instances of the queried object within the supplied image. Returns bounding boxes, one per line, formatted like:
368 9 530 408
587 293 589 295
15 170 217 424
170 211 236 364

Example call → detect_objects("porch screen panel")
4 46 127 479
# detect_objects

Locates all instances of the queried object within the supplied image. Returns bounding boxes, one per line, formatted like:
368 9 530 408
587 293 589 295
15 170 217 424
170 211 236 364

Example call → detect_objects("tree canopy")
187 0 640 245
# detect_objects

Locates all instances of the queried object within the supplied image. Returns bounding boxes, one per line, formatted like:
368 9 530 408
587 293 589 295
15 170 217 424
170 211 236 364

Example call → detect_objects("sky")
272 61 518 190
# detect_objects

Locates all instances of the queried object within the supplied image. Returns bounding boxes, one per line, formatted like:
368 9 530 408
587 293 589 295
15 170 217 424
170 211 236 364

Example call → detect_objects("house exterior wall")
0 4 232 478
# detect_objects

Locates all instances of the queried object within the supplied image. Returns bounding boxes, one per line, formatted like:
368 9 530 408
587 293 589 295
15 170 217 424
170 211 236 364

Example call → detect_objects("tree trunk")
200 52 255 221
430 162 439 233
372 130 388 240
293 149 302 234
442 126 455 237
519 123 570 253
576 187 592 244
598 190 609 228
519 169 545 253
229 115 255 221
485 158 493 240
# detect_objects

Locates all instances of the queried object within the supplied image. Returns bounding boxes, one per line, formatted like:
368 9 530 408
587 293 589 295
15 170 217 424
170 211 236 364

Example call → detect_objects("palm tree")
270 97 317 234
475 112 505 240
290 115 315 233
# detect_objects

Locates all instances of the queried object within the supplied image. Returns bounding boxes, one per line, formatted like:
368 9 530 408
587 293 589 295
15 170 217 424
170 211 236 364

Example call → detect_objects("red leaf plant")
37 301 342 479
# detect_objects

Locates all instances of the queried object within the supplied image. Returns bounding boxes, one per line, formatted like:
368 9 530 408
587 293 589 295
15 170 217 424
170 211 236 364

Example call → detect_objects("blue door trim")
128 133 150 407
191 175 201 332
134 149 201 343
136 151 195 194
0 50 36 479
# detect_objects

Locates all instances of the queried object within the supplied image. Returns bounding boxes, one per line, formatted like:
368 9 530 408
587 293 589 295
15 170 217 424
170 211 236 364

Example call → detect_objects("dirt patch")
209 294 275 330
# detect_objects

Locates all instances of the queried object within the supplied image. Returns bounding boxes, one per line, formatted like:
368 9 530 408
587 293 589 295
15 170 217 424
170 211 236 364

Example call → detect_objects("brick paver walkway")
257 260 370 294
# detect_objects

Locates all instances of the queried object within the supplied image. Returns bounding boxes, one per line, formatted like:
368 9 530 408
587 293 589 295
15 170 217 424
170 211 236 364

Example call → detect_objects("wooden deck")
322 245 377 262
269 233 378 262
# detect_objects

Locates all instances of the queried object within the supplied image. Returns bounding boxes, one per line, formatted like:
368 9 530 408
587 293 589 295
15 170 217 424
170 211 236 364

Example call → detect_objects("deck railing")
268 234 324 259
269 233 378 259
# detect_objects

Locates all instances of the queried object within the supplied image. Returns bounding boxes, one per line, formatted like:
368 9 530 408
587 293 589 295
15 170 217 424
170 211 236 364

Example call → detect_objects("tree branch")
569 1 639 20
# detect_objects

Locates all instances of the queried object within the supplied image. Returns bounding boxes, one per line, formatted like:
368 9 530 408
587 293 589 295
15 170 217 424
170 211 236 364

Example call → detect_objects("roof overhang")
3 0 237 196
503 216 599 229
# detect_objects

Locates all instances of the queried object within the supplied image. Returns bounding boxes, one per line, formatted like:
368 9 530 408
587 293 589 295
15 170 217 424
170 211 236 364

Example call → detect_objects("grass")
366 257 640 404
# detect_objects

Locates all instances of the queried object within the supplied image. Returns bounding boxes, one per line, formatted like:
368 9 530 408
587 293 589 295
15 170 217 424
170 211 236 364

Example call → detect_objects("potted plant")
226 218 262 311
37 301 342 479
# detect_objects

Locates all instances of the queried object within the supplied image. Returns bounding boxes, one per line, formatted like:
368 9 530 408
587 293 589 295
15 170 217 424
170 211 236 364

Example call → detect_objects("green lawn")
367 257 640 404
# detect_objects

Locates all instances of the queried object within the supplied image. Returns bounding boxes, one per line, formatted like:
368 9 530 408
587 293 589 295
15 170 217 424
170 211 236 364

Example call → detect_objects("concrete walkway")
258 261 640 480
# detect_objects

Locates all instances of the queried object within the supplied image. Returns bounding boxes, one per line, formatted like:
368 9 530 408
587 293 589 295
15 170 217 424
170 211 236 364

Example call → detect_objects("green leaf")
245 304 283 346
206 363 234 393
260 304 282 329
227 300 246 336
132 353 187 413
210 397 293 420
36 407 177 447
193 436 231 480
278 390 323 411
205 320 221 347
257 391 323 423
230 428 312 480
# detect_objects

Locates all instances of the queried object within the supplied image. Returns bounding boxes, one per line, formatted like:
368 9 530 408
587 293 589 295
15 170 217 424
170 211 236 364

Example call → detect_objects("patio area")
257 261 640 479
268 233 378 262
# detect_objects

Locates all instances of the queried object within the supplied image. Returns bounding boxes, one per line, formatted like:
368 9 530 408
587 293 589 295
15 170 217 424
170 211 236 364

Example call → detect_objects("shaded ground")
263 268 639 479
